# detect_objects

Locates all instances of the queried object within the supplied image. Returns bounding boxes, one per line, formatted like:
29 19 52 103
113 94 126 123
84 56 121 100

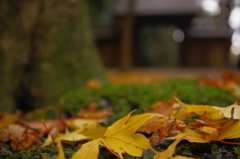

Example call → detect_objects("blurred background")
1 0 240 111
96 0 239 68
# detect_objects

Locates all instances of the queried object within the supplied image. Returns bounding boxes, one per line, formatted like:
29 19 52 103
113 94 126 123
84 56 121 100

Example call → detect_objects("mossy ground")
63 78 235 121
1 79 238 158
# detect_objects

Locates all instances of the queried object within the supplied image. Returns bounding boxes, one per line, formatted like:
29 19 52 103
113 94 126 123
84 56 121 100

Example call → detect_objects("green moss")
234 146 240 158
63 79 235 120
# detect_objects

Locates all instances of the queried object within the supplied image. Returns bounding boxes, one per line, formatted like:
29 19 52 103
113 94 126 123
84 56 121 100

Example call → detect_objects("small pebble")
222 149 228 154
224 152 234 158
142 148 154 159
182 150 193 156
204 153 213 159
50 155 56 159
214 152 223 159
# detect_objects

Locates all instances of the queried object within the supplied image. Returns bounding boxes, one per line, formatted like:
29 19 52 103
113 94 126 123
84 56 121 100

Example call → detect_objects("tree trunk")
0 0 107 112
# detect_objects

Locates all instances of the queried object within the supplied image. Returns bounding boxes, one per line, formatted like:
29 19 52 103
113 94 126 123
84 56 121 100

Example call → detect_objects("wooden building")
94 0 232 68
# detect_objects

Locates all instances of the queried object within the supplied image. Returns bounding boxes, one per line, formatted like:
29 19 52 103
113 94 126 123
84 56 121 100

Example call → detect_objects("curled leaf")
150 118 186 144
174 97 224 119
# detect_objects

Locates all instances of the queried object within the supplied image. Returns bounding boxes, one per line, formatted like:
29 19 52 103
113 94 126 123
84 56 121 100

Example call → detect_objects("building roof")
115 0 204 16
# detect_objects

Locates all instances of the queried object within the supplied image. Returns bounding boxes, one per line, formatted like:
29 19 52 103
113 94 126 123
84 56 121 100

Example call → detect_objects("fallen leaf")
172 103 194 121
26 119 65 134
42 134 53 147
56 139 65 159
154 134 186 159
10 132 38 150
171 156 197 159
213 102 240 119
71 110 163 159
145 98 175 116
220 120 240 139
72 138 100 159
174 97 224 119
0 111 21 129
150 118 186 144
168 118 240 144
188 112 223 129
138 116 168 134
0 124 26 143
57 125 106 142
167 127 210 143
65 118 104 130
78 103 112 119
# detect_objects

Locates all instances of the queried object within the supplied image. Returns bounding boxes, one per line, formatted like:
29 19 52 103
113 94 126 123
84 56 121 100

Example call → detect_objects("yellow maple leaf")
55 139 65 159
42 134 53 147
72 138 100 159
0 111 21 129
172 104 194 121
65 118 105 129
171 155 197 159
71 110 163 159
221 120 240 139
154 134 196 159
57 125 106 141
174 98 224 119
42 125 106 147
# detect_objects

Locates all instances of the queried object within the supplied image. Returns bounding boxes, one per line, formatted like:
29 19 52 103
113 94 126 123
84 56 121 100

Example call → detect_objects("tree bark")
0 0 107 112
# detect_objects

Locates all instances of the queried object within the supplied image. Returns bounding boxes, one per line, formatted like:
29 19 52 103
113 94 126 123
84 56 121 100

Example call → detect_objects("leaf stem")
221 140 240 145
41 119 55 140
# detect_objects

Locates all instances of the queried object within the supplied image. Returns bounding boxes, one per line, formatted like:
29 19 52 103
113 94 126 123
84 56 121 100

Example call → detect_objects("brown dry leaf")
0 124 26 143
26 119 65 136
150 118 186 144
167 127 210 143
0 111 21 129
188 112 223 129
138 116 168 134
145 98 175 116
78 103 112 119
9 130 39 150
168 118 240 143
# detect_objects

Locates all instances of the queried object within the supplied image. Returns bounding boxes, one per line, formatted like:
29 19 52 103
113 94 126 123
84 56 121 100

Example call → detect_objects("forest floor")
1 68 240 159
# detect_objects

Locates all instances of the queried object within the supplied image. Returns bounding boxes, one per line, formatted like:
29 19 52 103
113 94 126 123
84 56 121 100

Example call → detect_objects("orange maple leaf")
10 132 38 150
78 102 112 119
145 98 175 116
